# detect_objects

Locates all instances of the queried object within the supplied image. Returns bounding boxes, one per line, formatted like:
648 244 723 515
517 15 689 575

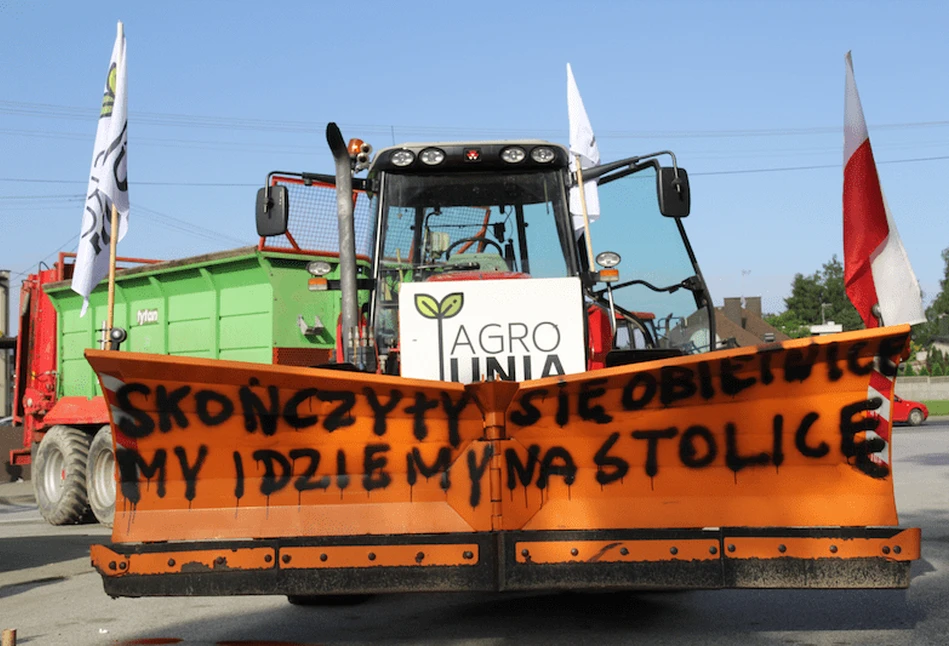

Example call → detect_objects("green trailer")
14 172 371 527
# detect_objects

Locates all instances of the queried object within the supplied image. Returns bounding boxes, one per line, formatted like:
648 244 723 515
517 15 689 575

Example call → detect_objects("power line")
1 152 948 191
4 99 949 140
132 202 247 246
690 154 949 177
10 233 80 279
0 178 257 186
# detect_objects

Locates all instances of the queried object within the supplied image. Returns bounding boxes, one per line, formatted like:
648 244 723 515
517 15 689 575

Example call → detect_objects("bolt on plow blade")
86 325 919 595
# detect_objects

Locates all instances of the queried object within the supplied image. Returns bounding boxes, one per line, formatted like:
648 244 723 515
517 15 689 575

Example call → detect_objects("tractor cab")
365 140 715 379
256 134 715 382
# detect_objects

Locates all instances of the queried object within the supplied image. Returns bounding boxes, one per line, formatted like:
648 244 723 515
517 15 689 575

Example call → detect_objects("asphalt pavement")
0 420 947 646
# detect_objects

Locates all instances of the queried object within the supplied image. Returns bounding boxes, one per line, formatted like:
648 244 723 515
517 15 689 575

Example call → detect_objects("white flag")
567 63 600 232
72 22 129 316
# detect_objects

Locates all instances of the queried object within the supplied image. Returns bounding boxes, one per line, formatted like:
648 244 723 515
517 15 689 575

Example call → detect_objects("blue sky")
3 0 949 335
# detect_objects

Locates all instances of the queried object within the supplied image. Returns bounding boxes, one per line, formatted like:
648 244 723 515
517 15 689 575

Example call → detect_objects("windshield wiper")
593 274 702 297
416 261 481 272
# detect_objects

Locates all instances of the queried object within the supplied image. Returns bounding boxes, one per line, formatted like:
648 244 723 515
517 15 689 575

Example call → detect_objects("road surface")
1 420 947 645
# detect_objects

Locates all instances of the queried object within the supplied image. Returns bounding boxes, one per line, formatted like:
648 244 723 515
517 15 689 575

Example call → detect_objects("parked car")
892 396 929 426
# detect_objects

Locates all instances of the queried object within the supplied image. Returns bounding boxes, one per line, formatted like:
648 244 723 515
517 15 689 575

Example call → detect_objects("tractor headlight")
530 146 556 163
306 260 333 276
595 251 621 268
419 148 446 165
500 146 527 164
390 150 415 167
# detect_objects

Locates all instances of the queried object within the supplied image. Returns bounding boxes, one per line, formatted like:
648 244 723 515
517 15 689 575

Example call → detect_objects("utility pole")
0 270 10 417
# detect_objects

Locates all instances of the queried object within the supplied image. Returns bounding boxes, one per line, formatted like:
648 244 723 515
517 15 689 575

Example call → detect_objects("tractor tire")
86 425 116 527
908 408 925 427
32 425 92 525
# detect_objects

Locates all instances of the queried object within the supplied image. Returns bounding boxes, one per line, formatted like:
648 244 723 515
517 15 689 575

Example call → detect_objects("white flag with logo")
72 22 129 316
567 63 600 232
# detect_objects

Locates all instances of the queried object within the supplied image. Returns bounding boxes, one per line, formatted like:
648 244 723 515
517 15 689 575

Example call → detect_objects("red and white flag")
843 52 925 328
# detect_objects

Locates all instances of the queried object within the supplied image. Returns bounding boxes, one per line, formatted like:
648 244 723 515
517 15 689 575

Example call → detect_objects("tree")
913 247 949 346
766 256 863 338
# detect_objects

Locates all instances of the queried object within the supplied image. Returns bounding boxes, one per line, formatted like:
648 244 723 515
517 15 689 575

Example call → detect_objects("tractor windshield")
591 167 714 354
377 170 575 278
371 169 576 354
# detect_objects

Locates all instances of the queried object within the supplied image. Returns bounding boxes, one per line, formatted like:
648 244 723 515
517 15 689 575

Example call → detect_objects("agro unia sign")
399 277 586 383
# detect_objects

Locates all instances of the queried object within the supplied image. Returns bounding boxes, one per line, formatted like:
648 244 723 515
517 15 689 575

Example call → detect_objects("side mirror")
657 167 690 218
256 185 289 236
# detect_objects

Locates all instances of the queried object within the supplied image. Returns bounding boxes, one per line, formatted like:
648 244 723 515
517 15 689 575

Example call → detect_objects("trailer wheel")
32 425 91 525
86 425 116 527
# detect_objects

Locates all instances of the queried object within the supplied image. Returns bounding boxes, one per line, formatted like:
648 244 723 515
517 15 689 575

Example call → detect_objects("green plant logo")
415 292 464 380
100 62 117 118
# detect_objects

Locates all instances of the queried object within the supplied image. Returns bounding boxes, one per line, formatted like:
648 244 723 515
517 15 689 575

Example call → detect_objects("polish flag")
843 52 925 328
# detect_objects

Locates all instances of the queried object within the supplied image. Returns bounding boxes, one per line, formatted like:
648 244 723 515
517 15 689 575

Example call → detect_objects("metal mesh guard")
262 175 373 257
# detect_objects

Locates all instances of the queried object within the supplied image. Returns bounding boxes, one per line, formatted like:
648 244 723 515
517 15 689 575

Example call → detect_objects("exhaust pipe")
326 122 358 364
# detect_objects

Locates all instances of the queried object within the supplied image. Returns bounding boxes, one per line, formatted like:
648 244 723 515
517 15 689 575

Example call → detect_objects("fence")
894 376 949 401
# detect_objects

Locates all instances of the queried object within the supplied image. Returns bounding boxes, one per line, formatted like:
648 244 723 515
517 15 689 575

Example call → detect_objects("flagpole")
106 203 119 336
105 20 124 341
575 156 595 268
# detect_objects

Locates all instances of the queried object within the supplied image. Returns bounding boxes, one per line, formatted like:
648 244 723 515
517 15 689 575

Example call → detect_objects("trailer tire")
86 425 116 527
32 425 92 525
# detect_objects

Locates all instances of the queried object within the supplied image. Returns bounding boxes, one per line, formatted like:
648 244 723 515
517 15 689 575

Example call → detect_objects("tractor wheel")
908 408 925 426
86 425 116 527
32 425 92 525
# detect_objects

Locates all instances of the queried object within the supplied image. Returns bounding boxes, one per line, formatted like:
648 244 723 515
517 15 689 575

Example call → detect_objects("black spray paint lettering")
289 448 331 491
174 445 208 502
364 388 403 437
240 381 280 436
506 445 541 490
578 378 613 424
195 390 234 426
405 392 440 441
112 381 474 442
593 432 629 485
115 446 207 504
678 425 717 468
282 388 319 429
502 444 578 490
783 344 820 382
440 392 470 448
631 428 678 478
157 385 191 432
253 449 292 496
840 398 889 479
363 443 392 491
825 342 844 382
116 447 166 504
115 383 156 439
508 337 904 428
406 447 452 490
466 444 494 507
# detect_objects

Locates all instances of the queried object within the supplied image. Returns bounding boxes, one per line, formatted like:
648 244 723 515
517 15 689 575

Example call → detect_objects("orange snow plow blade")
87 326 919 596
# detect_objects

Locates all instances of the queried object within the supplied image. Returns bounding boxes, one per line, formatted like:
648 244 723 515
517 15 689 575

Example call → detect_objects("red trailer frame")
10 253 160 466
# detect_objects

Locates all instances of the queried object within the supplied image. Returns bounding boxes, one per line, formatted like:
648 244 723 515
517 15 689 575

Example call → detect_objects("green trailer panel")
44 247 369 400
